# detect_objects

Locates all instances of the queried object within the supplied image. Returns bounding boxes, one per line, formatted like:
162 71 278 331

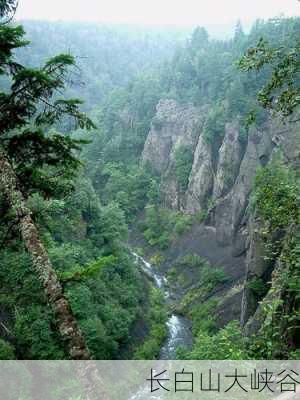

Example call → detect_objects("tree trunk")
0 151 112 399
0 150 90 360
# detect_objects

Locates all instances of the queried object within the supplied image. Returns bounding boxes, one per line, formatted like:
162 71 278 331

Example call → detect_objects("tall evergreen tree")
0 0 93 360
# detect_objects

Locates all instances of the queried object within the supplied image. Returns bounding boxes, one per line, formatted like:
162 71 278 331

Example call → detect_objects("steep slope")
141 98 300 336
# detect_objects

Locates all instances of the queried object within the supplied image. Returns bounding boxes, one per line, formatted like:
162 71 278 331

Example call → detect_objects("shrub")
247 159 300 359
179 254 206 268
200 265 228 289
190 299 219 336
246 277 268 298
142 207 193 249
190 321 248 360
167 267 177 281
149 253 165 266
203 104 226 144
174 145 194 192
254 159 299 233
174 213 193 234
0 339 15 360
195 209 208 223
134 288 168 359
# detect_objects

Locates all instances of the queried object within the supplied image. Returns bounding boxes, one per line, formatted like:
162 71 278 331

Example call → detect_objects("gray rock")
185 134 214 213
141 99 300 332
213 121 243 199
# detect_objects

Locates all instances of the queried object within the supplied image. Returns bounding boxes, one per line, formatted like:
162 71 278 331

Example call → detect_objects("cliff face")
142 99 277 247
142 99 205 209
142 99 300 331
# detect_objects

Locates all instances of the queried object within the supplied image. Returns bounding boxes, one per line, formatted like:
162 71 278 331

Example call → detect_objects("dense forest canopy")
0 0 299 361
15 21 189 109
84 17 300 190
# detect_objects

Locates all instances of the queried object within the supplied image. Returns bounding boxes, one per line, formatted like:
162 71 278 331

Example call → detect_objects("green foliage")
0 0 18 19
165 250 246 360
178 254 206 268
239 37 300 117
249 231 300 359
0 8 95 206
248 159 300 359
246 277 268 298
174 254 227 316
0 25 28 72
149 253 165 267
65 251 146 359
173 213 193 235
91 162 152 221
0 246 67 359
14 305 66 359
167 267 177 281
5 129 89 198
84 72 166 170
1 50 94 133
180 264 227 310
189 321 248 360
172 252 232 360
174 145 194 191
134 288 168 359
203 104 226 144
237 28 300 359
143 206 193 249
201 265 228 288
181 254 227 285
190 299 218 336
59 255 117 283
254 159 299 234
98 202 128 250
42 185 146 359
0 169 147 359
1 5 300 361
0 5 159 359
195 209 208 223
0 339 15 359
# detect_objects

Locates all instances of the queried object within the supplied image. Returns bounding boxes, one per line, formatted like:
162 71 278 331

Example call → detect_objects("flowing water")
132 252 193 359
127 252 193 400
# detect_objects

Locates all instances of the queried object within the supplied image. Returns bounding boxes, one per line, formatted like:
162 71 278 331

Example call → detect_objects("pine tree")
0 0 92 360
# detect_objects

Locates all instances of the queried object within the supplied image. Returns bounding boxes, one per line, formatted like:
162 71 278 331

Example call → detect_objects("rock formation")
142 99 300 332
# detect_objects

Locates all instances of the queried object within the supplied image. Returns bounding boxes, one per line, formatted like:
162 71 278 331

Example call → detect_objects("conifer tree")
0 0 93 360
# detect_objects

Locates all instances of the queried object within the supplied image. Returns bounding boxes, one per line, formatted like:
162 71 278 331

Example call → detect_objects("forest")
0 0 299 361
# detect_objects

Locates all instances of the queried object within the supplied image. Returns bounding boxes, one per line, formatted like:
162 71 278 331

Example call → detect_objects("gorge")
0 12 299 360
132 251 193 359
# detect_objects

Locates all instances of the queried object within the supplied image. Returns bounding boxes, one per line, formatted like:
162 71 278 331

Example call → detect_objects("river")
132 252 193 359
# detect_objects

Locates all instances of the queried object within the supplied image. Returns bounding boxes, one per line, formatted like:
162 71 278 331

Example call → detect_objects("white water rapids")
132 252 192 360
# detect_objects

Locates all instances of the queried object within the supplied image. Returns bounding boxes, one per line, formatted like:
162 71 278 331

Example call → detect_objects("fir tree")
0 0 94 360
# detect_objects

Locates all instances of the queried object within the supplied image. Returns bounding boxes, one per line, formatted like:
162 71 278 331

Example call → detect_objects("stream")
132 252 193 359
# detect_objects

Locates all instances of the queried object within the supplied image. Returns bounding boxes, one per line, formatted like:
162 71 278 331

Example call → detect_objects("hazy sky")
16 0 300 27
